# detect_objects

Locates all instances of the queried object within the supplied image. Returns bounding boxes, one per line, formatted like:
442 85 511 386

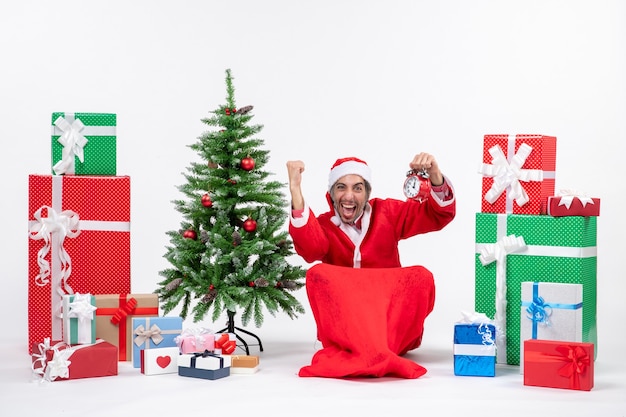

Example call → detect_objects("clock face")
403 175 421 198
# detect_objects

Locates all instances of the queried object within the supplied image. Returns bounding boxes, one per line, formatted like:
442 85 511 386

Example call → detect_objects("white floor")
2 329 624 417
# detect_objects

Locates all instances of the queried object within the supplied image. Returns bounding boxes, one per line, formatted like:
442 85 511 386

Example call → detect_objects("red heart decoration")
156 356 171 368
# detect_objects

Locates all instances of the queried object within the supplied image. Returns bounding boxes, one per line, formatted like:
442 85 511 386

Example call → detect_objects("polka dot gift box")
474 212 597 366
51 112 117 176
479 134 557 215
28 174 131 353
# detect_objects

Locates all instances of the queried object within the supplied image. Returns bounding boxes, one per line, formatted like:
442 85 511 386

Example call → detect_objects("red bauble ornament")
201 193 213 208
240 156 255 171
209 284 214 290
248 281 255 287
242 218 257 233
183 229 197 240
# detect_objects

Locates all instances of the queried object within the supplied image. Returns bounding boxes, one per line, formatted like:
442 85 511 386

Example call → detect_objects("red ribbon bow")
215 333 237 354
110 297 138 325
555 345 590 390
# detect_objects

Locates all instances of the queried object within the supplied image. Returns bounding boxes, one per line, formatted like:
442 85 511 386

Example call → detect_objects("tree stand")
216 310 264 355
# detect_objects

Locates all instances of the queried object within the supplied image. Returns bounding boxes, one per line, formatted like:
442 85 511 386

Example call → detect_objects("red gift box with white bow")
547 191 600 217
479 134 557 215
31 338 118 382
27 175 131 354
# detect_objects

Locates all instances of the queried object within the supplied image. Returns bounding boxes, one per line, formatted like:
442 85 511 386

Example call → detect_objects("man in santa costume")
286 154 455 379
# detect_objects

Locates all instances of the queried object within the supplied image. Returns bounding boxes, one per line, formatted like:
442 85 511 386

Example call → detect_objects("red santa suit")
289 157 456 379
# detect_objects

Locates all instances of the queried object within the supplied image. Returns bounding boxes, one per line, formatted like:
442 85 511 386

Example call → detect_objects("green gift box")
474 212 597 365
51 112 117 175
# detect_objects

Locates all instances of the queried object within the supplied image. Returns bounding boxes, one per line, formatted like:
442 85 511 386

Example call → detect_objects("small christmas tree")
156 69 306 338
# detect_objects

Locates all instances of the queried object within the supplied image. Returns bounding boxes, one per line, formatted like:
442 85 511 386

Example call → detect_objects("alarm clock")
403 169 431 202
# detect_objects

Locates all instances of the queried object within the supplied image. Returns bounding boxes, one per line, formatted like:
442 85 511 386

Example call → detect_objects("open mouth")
340 203 357 220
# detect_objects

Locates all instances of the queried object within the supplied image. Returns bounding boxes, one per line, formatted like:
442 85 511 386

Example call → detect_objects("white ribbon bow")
31 338 71 382
29 206 80 289
67 293 97 323
557 189 595 209
175 327 213 349
478 234 527 362
479 143 544 208
52 116 89 175
458 311 496 346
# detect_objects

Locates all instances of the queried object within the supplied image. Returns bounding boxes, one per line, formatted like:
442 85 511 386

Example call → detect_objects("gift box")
51 112 116 175
453 323 496 377
479 134 557 215
523 339 594 391
547 194 600 217
214 333 237 354
175 328 215 354
63 293 96 345
28 175 131 353
178 351 231 380
95 294 159 361
225 354 260 374
520 282 583 373
475 212 597 365
132 316 183 368
141 346 179 375
31 339 118 382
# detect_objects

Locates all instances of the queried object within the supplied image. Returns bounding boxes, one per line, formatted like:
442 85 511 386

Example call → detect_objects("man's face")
330 174 369 225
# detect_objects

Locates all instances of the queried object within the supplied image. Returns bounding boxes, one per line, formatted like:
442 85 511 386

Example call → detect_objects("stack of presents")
453 134 599 391
28 112 259 383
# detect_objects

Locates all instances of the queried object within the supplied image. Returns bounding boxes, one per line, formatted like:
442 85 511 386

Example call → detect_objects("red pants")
299 263 435 379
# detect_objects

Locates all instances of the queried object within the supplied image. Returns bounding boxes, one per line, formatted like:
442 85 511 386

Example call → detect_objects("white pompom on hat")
328 157 372 191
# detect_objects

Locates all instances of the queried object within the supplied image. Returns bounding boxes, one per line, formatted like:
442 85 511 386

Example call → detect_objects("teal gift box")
131 316 183 368
51 112 116 175
474 212 597 365
62 293 97 345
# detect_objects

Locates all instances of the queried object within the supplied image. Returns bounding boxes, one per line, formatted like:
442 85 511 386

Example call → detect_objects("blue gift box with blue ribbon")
453 322 497 377
520 281 583 373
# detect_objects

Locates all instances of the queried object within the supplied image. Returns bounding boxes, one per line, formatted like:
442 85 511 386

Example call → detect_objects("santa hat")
328 157 372 191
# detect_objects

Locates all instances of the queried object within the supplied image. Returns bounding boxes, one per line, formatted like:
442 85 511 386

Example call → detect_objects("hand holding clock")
403 153 445 201
409 153 443 186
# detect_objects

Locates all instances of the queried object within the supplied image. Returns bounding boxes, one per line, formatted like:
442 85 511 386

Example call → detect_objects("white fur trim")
328 160 372 191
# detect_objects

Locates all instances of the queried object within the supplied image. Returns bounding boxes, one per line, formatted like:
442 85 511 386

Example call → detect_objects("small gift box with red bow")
63 293 97 345
31 338 118 382
523 339 594 391
141 346 179 375
178 351 231 380
214 333 237 354
175 328 215 354
547 190 600 217
131 316 183 368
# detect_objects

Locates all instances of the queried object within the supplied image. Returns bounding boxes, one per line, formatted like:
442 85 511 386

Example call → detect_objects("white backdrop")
2 0 624 364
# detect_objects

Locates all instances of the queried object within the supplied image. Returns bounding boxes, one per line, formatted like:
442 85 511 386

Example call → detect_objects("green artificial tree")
156 69 306 352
